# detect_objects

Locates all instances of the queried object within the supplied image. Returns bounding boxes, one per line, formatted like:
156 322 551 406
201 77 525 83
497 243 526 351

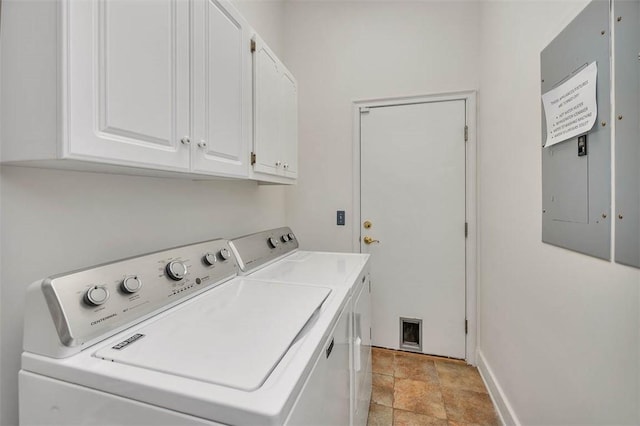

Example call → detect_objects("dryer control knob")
281 234 290 243
203 252 217 266
121 276 143 293
288 233 295 241
267 237 279 249
84 286 110 306
166 261 188 281
219 248 231 261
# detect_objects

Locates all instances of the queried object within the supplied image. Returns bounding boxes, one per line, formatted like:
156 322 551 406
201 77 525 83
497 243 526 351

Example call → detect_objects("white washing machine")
229 227 372 426
19 238 353 425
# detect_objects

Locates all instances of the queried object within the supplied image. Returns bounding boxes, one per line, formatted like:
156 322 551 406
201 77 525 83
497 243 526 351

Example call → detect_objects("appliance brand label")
112 333 145 350
90 313 117 326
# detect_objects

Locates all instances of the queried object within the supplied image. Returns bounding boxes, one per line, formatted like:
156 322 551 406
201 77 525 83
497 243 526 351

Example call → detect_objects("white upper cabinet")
252 36 298 183
254 42 282 177
1 0 259 180
281 71 299 179
191 0 251 177
67 0 191 171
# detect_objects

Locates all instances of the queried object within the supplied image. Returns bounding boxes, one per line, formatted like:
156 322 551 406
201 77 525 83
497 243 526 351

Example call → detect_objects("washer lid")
94 279 330 391
249 251 367 287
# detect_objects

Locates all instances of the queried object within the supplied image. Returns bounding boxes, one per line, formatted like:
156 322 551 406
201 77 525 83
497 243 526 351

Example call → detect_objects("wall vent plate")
399 317 422 352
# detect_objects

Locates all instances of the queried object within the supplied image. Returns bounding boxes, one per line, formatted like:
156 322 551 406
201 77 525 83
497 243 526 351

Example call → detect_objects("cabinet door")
253 37 283 176
281 70 298 179
65 0 190 171
191 0 250 177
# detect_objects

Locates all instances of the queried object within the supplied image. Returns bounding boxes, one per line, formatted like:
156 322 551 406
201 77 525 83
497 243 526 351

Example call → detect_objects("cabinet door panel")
192 0 250 177
253 39 282 175
66 0 190 171
281 71 298 178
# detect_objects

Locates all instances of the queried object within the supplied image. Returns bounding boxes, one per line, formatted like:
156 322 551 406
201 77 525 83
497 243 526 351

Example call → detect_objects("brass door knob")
363 236 380 245
363 220 372 229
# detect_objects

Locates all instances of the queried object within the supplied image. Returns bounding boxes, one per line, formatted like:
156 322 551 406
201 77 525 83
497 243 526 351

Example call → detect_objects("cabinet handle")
181 136 191 145
283 163 289 169
197 140 208 149
275 161 282 167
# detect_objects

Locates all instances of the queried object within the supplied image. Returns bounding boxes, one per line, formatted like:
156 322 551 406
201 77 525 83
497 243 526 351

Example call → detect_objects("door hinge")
250 152 256 165
465 319 468 334
465 222 468 238
250 39 256 53
464 125 469 142
370 328 372 339
368 279 371 293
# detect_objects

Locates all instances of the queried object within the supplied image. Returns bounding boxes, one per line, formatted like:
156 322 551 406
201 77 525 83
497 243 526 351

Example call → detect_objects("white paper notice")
541 62 598 147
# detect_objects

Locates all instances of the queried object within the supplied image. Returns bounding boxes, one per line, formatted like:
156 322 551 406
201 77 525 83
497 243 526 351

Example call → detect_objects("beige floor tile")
371 373 394 407
435 360 488 394
369 348 498 426
393 378 447 419
373 372 394 389
394 352 439 384
393 409 449 426
441 388 500 425
367 403 393 426
372 347 394 376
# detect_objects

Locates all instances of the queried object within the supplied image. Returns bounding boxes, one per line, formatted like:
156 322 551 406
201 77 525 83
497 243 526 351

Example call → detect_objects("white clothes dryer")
229 228 373 426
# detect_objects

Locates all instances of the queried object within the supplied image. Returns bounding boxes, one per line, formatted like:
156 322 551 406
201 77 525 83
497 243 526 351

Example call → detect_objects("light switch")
337 210 345 226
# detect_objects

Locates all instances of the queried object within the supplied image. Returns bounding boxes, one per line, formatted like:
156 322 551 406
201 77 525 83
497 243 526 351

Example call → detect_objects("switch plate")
337 210 345 226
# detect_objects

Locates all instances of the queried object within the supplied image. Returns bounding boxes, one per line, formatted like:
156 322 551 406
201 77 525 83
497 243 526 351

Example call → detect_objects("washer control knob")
267 237 279 248
203 252 217 266
288 233 295 241
166 261 188 281
219 248 231 261
281 234 290 243
121 276 143 293
85 286 110 306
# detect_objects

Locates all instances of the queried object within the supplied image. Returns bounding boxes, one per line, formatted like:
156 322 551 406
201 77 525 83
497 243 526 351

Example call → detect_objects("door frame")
351 91 478 365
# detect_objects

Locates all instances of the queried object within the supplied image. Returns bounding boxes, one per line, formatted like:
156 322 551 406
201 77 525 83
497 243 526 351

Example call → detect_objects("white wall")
233 0 285 59
478 1 640 424
281 1 481 252
0 2 286 425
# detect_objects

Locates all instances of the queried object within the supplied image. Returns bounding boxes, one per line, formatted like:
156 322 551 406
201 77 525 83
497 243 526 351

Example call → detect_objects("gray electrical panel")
540 0 611 260
614 0 640 268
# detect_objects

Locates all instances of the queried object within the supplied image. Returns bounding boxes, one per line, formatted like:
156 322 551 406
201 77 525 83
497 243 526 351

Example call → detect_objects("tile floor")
368 347 500 426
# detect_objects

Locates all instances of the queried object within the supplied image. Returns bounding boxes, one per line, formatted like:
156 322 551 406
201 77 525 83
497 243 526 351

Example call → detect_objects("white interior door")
360 100 466 359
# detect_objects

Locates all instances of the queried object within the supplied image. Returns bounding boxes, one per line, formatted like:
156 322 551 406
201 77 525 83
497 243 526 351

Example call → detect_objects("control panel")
229 227 299 272
41 239 238 348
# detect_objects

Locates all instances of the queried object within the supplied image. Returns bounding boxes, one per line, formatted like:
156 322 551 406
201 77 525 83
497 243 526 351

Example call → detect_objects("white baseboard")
476 349 521 426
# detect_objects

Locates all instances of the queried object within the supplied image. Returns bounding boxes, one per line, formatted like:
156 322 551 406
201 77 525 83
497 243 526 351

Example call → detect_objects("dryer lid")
94 279 330 391
249 251 368 287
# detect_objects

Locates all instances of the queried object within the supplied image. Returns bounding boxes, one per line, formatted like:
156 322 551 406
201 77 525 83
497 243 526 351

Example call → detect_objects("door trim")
351 91 478 365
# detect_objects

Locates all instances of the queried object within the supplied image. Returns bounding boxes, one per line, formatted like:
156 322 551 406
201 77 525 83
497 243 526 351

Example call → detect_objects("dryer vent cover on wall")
399 317 422 352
